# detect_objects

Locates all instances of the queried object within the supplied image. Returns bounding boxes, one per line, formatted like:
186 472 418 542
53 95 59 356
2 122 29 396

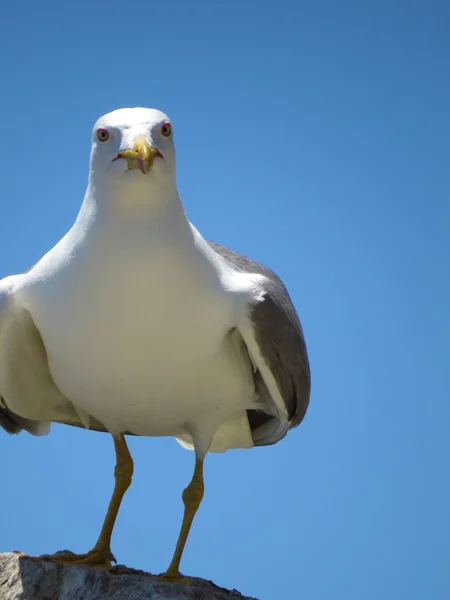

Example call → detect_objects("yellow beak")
113 136 161 174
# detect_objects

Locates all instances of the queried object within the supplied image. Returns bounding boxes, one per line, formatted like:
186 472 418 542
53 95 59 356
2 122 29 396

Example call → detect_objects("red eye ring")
161 122 172 137
96 128 110 142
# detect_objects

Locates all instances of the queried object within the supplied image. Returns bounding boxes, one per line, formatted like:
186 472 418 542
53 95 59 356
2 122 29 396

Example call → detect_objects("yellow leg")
44 434 134 568
160 457 205 581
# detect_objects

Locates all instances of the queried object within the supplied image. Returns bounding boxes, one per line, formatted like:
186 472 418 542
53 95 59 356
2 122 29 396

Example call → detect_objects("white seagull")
0 108 311 580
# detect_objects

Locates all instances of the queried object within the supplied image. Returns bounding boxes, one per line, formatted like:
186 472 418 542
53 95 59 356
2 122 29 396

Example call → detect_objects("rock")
0 553 259 600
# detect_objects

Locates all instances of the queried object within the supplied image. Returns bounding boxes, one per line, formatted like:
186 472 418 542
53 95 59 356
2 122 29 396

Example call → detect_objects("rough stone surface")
0 553 259 600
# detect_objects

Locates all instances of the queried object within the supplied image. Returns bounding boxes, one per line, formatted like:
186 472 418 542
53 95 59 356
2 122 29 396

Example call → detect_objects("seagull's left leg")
41 433 134 568
159 455 205 581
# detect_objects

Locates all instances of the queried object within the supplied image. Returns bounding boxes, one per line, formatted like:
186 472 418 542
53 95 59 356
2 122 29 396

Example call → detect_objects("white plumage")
0 108 310 576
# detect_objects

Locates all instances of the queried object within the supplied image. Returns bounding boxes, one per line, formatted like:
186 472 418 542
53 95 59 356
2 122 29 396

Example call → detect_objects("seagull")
0 108 311 580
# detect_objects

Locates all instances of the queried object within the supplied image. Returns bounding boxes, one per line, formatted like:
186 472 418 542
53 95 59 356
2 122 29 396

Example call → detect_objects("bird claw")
157 570 192 585
39 547 116 569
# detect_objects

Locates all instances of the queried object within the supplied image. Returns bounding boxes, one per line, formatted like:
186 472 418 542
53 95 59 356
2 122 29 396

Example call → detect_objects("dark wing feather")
0 394 137 437
0 397 48 435
208 241 311 444
0 401 24 434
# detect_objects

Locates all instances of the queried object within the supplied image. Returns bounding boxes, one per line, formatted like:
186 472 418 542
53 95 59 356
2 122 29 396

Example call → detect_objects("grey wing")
208 241 311 446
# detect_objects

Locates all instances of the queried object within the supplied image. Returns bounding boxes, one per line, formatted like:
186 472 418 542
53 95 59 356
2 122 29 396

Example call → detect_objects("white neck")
86 166 180 212
74 166 192 243
68 172 196 267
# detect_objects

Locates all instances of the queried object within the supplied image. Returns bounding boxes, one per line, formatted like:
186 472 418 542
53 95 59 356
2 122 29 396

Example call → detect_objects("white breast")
21 212 257 440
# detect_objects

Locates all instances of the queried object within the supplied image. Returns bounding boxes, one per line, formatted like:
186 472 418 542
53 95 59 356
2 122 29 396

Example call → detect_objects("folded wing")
0 275 96 436
209 242 311 446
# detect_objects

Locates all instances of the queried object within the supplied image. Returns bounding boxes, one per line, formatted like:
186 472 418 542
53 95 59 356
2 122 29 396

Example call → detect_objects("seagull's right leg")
159 455 205 581
42 433 134 569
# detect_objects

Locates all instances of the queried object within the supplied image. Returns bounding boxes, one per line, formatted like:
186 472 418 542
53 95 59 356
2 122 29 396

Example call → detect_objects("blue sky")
1 1 449 598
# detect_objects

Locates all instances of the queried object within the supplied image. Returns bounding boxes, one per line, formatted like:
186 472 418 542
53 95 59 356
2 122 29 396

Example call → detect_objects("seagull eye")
96 128 110 142
161 123 172 138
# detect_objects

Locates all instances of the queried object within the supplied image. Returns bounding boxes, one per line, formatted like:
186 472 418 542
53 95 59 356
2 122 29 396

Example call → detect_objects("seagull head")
88 108 177 204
